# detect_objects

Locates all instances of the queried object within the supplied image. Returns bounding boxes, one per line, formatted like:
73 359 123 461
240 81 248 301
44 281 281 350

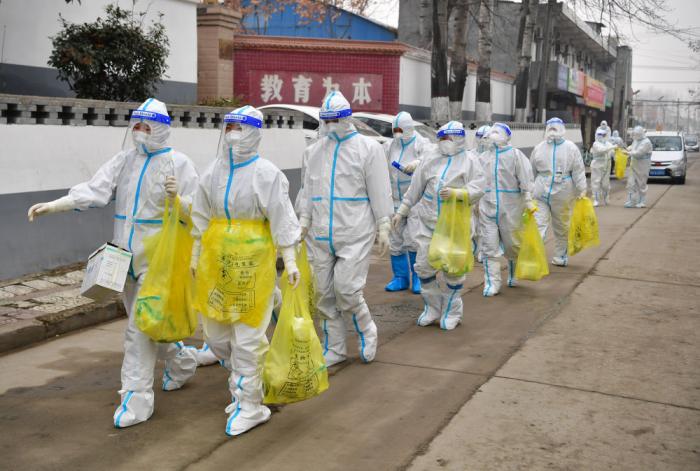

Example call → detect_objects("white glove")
439 187 468 201
391 213 404 231
165 176 178 200
190 239 201 277
281 245 300 289
377 219 391 257
577 190 587 200
299 215 310 240
403 160 419 174
392 203 410 230
525 199 538 214
27 196 75 222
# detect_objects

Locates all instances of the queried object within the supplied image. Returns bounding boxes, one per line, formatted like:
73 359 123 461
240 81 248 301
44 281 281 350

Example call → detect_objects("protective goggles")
437 128 466 138
130 109 171 126
224 113 262 128
319 108 353 120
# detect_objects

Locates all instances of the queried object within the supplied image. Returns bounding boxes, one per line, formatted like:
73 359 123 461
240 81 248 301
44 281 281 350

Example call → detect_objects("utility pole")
536 0 555 123
676 98 680 131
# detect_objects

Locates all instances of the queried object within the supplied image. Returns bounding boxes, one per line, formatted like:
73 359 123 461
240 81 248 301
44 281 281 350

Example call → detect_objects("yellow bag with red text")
193 219 276 328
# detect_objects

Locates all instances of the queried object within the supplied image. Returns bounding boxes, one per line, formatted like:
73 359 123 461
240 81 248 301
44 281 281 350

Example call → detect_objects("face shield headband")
319 108 353 120
224 112 262 128
130 109 171 126
437 128 466 138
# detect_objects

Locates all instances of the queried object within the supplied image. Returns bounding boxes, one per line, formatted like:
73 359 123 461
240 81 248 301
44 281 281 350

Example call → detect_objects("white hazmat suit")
472 125 491 262
478 123 535 297
625 126 653 208
530 118 587 266
190 105 301 436
590 126 615 206
298 92 393 366
384 111 428 294
28 98 199 428
395 121 485 330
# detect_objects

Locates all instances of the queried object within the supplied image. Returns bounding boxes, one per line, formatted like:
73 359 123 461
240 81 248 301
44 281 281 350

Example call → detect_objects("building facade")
0 0 199 104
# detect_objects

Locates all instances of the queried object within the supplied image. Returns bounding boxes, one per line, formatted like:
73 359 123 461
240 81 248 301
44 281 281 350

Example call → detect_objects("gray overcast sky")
367 0 700 98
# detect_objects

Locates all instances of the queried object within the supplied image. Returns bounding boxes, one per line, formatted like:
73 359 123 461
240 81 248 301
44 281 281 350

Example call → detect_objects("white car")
352 112 438 143
259 104 386 144
646 131 687 184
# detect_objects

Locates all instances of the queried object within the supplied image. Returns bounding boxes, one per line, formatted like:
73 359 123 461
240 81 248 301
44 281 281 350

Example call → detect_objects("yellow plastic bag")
614 148 628 179
515 210 549 281
135 197 197 342
193 219 276 328
264 246 328 404
568 197 600 256
280 244 316 319
428 193 473 276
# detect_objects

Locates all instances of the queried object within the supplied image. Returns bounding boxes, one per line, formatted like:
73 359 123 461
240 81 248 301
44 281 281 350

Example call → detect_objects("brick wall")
233 49 401 114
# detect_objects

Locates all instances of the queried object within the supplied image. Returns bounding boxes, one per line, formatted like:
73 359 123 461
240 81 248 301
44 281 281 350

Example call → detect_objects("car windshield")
350 118 382 137
649 136 682 151
355 117 393 138
415 125 437 142
685 136 697 145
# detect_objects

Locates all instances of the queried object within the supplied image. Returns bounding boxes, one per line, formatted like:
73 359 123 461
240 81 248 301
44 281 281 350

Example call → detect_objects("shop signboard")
557 64 569 91
248 71 383 111
568 69 585 96
584 76 607 111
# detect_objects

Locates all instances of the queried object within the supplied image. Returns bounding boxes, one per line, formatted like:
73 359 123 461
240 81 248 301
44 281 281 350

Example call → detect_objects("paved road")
0 162 696 470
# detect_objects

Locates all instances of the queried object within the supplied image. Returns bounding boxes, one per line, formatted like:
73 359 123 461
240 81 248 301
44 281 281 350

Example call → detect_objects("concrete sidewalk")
408 166 700 469
0 264 124 353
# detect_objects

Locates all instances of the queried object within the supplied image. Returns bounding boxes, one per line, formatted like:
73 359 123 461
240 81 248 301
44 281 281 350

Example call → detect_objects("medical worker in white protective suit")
298 91 393 367
393 121 485 329
384 111 428 294
479 123 535 297
190 105 301 436
611 130 624 147
530 118 587 266
589 126 615 206
625 125 653 208
27 98 199 428
472 125 491 262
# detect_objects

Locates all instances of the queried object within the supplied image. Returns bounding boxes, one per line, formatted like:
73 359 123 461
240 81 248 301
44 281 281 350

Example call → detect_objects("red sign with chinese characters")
248 71 383 111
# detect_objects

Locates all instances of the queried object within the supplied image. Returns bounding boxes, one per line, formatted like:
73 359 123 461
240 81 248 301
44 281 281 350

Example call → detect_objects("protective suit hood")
631 125 646 141
475 125 491 153
319 91 356 138
437 121 466 156
125 98 171 154
545 117 566 143
218 105 263 162
489 122 512 148
393 111 416 139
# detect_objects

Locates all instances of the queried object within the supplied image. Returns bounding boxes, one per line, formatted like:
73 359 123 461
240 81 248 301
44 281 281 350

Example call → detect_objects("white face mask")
439 140 457 155
393 132 404 140
132 130 149 146
489 130 508 147
545 128 564 143
224 130 243 145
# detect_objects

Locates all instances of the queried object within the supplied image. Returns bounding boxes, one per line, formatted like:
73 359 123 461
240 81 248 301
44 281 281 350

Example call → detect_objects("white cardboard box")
80 243 132 302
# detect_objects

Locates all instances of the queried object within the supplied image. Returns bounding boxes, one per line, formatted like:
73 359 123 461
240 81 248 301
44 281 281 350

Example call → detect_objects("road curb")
0 299 125 354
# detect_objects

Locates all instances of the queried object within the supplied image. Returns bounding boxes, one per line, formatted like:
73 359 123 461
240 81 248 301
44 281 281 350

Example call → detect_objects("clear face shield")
122 108 172 153
437 127 466 155
489 123 511 147
217 111 263 159
319 107 353 137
